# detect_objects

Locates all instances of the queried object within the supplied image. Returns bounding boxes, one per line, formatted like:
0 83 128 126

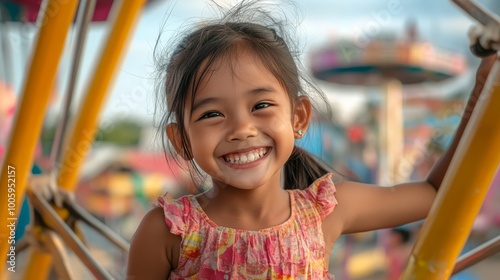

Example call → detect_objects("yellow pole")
57 0 147 192
21 250 53 280
402 56 500 279
22 2 147 279
0 0 78 274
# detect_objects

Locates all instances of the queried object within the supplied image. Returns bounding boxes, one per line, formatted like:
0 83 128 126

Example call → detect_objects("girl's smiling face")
172 47 310 190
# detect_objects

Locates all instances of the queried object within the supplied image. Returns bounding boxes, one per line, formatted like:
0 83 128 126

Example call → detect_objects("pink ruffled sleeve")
305 173 338 220
155 195 191 237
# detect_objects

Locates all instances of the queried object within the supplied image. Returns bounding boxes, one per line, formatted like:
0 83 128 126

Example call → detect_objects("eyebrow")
191 86 277 113
191 97 221 114
249 86 277 95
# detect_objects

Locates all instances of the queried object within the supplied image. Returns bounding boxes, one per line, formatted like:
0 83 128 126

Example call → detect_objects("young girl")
127 2 498 279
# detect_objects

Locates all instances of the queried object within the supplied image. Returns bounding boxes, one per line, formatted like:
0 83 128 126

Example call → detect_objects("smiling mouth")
222 148 269 164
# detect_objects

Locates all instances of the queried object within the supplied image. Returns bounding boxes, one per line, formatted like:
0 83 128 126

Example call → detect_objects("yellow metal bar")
57 0 147 192
402 56 500 279
21 2 147 280
23 248 54 280
0 0 78 274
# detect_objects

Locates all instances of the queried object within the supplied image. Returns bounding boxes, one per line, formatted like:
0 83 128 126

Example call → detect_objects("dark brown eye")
253 102 270 111
199 111 222 119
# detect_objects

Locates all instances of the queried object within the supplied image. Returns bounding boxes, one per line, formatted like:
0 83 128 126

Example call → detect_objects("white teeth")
240 154 248 163
224 148 268 164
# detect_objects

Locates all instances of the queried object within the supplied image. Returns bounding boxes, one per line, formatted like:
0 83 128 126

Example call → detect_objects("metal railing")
0 0 146 278
402 1 500 279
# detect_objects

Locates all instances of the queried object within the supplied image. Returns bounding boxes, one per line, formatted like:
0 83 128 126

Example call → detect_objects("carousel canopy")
310 38 467 86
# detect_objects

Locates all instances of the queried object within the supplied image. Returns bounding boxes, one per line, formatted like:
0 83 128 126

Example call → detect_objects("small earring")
297 129 303 136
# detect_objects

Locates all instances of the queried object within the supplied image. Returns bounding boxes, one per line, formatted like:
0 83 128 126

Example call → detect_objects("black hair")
155 0 335 190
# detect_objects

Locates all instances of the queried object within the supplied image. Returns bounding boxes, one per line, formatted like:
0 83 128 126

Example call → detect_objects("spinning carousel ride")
309 20 467 185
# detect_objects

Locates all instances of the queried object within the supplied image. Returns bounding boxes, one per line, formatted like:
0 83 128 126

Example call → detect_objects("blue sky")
2 0 499 124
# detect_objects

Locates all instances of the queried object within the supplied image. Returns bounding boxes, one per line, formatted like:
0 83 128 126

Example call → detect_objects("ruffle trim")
303 173 338 220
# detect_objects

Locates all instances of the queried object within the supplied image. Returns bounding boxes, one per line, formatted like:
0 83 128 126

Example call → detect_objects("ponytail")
283 146 333 190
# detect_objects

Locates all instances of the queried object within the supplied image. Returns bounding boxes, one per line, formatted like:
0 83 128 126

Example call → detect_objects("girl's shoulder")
291 173 338 220
128 206 181 277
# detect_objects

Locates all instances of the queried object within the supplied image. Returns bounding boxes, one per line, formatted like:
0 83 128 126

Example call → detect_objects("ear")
166 123 192 160
293 96 312 139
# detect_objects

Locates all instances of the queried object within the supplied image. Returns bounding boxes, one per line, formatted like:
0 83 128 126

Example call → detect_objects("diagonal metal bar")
452 0 500 27
452 0 500 52
27 189 114 279
453 234 500 274
0 0 79 273
50 0 97 171
66 199 130 252
57 0 147 192
24 1 147 278
41 230 77 280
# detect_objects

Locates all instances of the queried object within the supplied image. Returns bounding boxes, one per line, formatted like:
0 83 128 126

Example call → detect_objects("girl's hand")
468 24 500 57
426 31 498 191
469 52 498 112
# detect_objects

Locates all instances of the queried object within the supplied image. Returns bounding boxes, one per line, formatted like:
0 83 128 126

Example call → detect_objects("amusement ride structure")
0 0 499 279
309 20 467 185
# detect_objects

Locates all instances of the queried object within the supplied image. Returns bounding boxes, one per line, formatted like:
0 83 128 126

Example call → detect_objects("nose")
226 114 258 142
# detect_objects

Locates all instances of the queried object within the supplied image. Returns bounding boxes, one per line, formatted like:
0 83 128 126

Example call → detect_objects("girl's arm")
127 207 179 279
426 54 497 189
325 54 497 236
426 23 499 188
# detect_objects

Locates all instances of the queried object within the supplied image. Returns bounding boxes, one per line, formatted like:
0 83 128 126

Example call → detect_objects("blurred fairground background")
1 0 499 279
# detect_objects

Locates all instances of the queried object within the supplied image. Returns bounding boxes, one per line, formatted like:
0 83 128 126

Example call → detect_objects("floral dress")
157 173 338 279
